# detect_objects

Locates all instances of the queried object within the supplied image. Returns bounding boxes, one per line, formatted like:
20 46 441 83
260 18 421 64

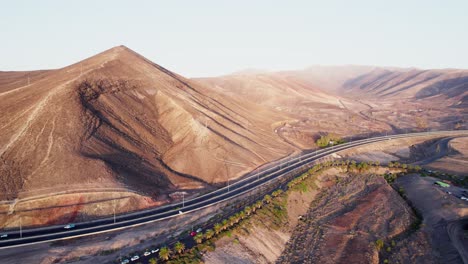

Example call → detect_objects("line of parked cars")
118 226 204 263
120 248 159 264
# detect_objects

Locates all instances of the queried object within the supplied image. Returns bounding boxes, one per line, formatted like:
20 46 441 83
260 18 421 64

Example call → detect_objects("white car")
151 248 159 254
143 251 151 256
64 224 75 229
130 255 139 261
0 234 8 239
196 228 203 233
461 196 468 201
121 259 129 264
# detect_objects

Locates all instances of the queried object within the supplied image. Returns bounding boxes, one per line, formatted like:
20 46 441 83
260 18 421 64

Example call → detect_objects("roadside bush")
316 133 345 148
384 173 397 184
375 239 384 251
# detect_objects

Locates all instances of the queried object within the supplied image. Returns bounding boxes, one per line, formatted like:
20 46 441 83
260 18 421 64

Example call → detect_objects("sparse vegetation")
174 241 185 254
159 246 170 261
204 229 214 240
116 159 422 263
375 239 385 251
316 133 345 148
194 233 204 244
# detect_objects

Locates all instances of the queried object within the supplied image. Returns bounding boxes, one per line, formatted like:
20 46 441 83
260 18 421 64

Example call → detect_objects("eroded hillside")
197 66 467 147
203 166 419 264
0 46 295 202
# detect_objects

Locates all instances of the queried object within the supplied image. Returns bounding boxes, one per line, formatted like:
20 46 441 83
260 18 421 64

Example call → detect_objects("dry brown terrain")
0 47 296 216
203 169 326 264
203 166 413 264
197 73 391 148
277 173 414 264
1 46 467 229
423 137 468 175
204 133 468 264
198 66 467 146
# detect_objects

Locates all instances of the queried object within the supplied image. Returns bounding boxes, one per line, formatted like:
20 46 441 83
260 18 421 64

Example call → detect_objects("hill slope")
197 66 467 139
341 68 468 105
0 46 295 200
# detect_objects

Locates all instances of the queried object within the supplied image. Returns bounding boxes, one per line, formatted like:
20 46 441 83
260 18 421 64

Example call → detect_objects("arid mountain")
195 73 383 149
341 68 468 104
1 48 466 204
278 65 379 92
0 46 295 200
198 65 467 143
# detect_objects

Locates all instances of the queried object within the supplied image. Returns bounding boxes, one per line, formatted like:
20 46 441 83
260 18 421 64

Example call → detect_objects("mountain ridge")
0 46 295 200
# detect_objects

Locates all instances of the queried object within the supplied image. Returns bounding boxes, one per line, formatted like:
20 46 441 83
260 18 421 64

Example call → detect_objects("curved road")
0 130 467 249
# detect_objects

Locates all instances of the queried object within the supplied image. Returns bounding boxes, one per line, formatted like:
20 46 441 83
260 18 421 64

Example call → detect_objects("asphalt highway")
0 130 466 249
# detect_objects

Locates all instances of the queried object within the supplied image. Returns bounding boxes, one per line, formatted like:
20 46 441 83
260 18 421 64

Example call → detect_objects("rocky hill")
0 46 295 200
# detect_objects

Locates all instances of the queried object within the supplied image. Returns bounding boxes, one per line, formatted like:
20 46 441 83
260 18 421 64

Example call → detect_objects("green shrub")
375 239 384 251
316 133 344 148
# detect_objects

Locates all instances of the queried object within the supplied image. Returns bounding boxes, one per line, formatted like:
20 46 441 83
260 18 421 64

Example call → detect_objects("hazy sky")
1 0 467 77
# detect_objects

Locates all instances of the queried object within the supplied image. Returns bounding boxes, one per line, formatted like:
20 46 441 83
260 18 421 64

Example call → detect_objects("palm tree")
159 246 170 261
244 206 252 216
234 213 241 224
148 258 158 264
254 201 263 209
222 219 228 230
239 211 246 221
174 241 185 254
228 216 236 227
263 194 272 204
205 229 215 240
214 223 222 234
194 233 204 244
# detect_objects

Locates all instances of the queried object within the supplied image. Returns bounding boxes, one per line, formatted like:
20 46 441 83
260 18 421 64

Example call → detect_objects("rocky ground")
277 173 414 264
203 166 413 264
203 178 319 264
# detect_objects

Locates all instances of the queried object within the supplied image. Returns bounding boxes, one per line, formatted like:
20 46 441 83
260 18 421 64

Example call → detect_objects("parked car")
151 248 159 254
196 228 203 233
461 196 468 201
130 255 139 261
64 224 75 229
0 234 8 239
190 231 197 237
120 259 129 264
143 251 151 256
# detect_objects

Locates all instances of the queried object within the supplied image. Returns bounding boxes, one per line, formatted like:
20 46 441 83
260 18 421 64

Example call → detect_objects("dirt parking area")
395 174 468 263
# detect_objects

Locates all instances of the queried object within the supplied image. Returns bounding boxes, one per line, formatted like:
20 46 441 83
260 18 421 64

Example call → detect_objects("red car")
190 231 197 237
